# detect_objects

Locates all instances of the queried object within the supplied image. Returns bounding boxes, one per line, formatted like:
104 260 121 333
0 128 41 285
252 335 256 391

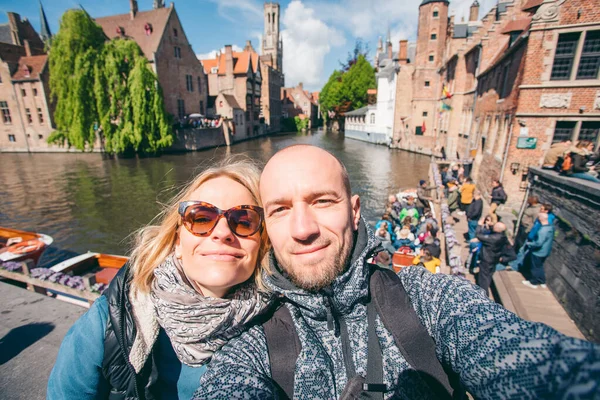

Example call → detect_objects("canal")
0 130 430 267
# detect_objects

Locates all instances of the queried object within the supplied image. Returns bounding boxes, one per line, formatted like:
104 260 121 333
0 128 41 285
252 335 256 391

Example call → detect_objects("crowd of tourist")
543 139 600 183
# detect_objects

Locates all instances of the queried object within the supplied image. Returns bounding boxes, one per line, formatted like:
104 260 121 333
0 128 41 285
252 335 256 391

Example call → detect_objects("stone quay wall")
527 168 600 341
169 127 227 152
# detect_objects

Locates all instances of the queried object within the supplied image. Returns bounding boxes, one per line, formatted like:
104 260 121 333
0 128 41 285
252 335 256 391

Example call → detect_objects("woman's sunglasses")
178 201 264 237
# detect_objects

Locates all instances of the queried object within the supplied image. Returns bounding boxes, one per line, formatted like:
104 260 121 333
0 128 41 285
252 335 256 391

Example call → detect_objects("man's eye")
315 199 334 205
270 206 287 215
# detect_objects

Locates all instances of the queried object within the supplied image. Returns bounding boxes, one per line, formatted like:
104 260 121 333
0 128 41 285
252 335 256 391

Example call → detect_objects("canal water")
0 130 430 267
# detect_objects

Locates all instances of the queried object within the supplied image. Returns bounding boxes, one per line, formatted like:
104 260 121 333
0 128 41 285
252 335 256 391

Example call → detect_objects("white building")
344 57 398 145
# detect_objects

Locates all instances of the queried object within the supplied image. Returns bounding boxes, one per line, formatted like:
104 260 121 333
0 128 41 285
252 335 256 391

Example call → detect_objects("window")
425 81 430 87
416 126 423 136
370 114 375 124
508 31 520 47
199 100 204 114
25 108 32 124
0 101 11 124
38 134 43 139
433 10 439 18
500 63 511 98
177 99 185 120
21 89 26 97
579 121 600 144
197 76 202 93
551 32 580 80
186 75 193 92
552 121 576 143
429 55 434 62
430 33 437 40
37 108 44 124
33 88 38 96
576 30 600 80
173 28 178 37
174 46 181 59
422 111 428 117
8 134 15 142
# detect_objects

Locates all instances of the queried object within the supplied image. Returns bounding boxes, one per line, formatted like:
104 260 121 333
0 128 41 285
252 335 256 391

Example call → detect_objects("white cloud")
281 1 345 90
449 0 498 23
206 0 263 22
196 45 243 61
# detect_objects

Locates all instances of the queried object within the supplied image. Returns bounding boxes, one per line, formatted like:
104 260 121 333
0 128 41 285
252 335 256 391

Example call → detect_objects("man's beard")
276 235 354 292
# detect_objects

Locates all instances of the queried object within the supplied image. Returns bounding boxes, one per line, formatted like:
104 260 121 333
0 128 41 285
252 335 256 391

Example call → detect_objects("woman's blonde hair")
129 155 270 293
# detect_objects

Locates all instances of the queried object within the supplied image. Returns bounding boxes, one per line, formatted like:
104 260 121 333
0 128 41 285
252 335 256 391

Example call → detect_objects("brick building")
281 82 319 128
95 0 208 123
201 44 264 138
395 0 600 211
0 11 55 152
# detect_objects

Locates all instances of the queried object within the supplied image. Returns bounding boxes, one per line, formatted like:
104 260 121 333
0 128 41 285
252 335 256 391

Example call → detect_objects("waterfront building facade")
95 1 208 123
0 11 55 152
201 44 264 139
395 0 600 210
281 83 319 128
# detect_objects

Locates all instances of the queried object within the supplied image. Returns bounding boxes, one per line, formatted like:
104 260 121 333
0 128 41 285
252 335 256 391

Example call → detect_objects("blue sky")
0 0 497 92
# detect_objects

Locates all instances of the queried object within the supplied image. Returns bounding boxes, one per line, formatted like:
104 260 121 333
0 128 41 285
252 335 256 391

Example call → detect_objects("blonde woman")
48 158 272 400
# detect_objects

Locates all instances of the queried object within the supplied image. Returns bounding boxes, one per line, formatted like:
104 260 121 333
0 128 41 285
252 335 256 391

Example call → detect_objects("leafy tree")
339 39 370 72
319 55 376 120
49 9 172 155
48 9 105 150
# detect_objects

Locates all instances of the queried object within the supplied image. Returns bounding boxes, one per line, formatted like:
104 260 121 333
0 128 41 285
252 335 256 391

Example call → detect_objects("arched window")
370 113 376 124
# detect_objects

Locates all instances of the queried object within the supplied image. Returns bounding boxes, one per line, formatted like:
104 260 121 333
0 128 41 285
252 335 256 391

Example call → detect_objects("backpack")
263 266 464 400
561 153 573 174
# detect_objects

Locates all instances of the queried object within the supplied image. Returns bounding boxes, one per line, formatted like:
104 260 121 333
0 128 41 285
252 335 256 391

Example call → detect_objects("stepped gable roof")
501 17 532 34
222 94 241 109
12 54 47 81
420 0 449 6
94 7 172 61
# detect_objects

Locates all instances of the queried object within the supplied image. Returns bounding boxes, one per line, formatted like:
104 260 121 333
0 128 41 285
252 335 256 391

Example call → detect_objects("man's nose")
290 204 319 242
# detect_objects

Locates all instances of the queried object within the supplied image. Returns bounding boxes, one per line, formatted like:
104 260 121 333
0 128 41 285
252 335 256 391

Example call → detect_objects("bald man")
193 145 600 399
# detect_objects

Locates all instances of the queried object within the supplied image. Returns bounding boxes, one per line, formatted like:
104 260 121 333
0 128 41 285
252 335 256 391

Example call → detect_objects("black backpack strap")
365 300 385 399
369 266 455 399
263 304 301 399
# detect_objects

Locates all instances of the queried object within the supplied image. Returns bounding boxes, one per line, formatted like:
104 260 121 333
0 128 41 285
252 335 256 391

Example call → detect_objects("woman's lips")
200 251 243 261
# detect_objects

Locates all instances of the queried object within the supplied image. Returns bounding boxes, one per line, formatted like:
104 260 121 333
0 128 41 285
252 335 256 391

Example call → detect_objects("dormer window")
211 67 218 74
144 23 153 35
23 64 31 78
116 26 125 36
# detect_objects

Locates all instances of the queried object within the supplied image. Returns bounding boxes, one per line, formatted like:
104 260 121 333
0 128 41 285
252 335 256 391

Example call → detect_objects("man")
511 203 554 272
522 212 554 289
193 145 599 399
517 196 542 250
474 221 509 296
489 179 507 223
466 190 483 240
422 235 441 258
542 139 571 170
416 179 436 216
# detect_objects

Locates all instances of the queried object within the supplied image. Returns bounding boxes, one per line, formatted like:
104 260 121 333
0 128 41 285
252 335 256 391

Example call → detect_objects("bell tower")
262 2 282 72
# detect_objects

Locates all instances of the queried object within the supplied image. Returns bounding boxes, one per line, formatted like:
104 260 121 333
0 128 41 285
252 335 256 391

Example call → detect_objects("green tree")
49 9 173 155
319 55 375 120
47 9 105 150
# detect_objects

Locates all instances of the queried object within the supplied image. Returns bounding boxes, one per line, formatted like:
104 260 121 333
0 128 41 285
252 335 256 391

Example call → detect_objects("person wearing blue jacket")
522 212 555 289
47 159 272 400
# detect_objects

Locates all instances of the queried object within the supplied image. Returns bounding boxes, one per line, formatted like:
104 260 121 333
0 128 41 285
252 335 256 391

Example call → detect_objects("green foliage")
294 116 309 131
319 55 375 120
48 10 172 155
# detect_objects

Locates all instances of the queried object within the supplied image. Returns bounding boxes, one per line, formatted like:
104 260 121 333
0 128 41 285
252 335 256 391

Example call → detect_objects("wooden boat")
0 227 53 267
50 252 129 286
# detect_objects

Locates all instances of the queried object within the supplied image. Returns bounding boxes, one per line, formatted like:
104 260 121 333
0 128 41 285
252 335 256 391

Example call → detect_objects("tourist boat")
0 227 53 267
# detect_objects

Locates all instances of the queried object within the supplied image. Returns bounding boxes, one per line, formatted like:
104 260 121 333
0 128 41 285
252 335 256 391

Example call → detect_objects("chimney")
298 82 303 89
130 0 138 20
23 39 31 56
469 0 480 22
398 40 408 64
224 45 234 77
244 40 254 52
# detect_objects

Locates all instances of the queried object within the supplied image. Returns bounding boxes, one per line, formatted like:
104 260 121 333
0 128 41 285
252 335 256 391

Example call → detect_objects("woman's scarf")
151 254 271 366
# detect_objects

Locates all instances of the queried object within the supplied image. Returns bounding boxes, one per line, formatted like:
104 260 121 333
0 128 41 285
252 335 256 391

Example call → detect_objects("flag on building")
440 102 453 112
442 85 453 99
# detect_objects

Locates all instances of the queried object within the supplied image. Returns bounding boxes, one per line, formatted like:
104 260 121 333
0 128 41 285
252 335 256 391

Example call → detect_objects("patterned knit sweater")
193 221 600 399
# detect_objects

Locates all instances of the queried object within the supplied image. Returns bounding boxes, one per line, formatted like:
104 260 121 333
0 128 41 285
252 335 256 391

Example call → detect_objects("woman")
412 248 441 274
47 158 272 400
568 140 600 183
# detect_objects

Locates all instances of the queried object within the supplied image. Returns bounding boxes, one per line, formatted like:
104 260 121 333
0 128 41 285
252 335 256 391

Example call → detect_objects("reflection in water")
0 131 430 267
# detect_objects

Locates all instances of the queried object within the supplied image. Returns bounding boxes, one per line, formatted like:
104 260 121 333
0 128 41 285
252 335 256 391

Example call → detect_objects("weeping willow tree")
49 10 173 155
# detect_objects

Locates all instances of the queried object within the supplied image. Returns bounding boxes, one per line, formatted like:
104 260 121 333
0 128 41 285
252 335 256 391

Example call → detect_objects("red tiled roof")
522 0 544 11
94 7 172 61
202 49 257 76
201 58 219 74
12 54 47 81
501 17 532 34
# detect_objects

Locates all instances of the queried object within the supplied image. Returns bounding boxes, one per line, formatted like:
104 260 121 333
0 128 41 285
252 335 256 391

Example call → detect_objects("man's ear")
350 195 361 230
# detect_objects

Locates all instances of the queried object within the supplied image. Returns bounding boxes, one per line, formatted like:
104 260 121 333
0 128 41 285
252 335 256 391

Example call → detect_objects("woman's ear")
174 233 182 259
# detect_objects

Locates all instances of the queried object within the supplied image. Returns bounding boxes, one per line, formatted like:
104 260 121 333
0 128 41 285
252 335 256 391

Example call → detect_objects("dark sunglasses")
178 201 264 237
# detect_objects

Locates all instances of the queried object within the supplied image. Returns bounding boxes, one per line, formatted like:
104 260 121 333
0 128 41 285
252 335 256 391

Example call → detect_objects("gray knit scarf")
151 254 272 366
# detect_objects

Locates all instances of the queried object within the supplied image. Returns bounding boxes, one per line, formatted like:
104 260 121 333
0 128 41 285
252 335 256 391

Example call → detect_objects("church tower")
262 2 282 72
